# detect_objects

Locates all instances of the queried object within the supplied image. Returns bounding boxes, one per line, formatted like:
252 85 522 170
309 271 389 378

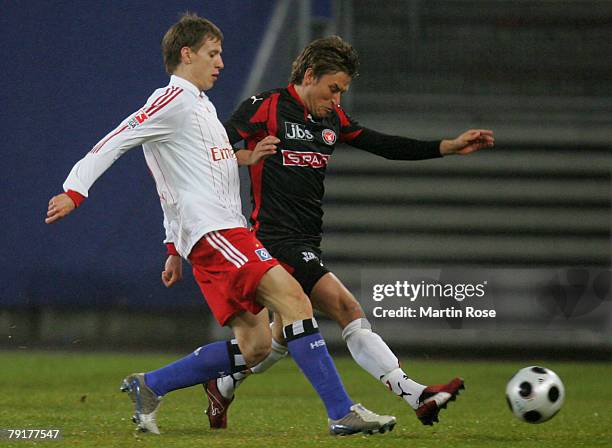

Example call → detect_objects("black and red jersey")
225 84 442 249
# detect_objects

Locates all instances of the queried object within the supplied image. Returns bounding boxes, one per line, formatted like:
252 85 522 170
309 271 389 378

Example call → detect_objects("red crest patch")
322 129 336 145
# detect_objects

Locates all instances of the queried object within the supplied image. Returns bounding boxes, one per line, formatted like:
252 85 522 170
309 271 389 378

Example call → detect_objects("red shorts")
189 228 279 326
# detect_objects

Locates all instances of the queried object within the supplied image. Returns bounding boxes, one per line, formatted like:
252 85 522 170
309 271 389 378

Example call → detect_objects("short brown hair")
290 35 359 84
161 13 223 74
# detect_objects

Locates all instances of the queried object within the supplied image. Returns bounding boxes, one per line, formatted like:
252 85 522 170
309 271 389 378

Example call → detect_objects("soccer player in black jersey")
201 36 494 428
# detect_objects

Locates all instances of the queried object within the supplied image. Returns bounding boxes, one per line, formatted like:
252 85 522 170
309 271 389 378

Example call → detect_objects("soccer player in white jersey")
45 13 396 436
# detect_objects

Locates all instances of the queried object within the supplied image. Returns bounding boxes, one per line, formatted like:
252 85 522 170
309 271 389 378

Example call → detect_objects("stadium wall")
1 1 275 310
1 1 610 357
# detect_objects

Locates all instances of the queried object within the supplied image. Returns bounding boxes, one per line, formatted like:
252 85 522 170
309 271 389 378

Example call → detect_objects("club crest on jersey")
282 150 330 169
322 129 336 145
126 109 150 129
285 122 314 141
255 248 272 261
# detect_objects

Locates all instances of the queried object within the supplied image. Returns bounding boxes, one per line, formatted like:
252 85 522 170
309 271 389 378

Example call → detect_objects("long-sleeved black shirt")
225 84 441 249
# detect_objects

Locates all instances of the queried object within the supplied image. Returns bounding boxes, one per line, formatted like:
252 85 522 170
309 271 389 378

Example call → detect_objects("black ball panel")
548 386 560 403
523 410 542 422
519 381 532 398
531 367 547 374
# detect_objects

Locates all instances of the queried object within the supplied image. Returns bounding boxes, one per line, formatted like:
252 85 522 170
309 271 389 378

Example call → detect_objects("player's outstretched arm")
161 255 183 288
45 193 76 224
440 129 495 156
236 136 279 166
47 89 188 226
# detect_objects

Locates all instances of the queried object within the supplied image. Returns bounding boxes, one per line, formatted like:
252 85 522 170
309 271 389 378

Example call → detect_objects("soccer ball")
505 366 565 423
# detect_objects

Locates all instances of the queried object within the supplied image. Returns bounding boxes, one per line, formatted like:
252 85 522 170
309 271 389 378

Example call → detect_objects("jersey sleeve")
335 104 365 143
336 104 441 160
224 94 272 145
163 209 180 255
348 127 442 160
161 200 180 245
62 89 188 197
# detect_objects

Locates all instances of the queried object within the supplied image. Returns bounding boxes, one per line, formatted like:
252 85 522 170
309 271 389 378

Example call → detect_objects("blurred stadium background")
1 0 610 358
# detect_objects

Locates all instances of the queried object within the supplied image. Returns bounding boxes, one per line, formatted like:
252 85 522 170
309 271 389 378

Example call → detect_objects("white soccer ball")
505 366 565 424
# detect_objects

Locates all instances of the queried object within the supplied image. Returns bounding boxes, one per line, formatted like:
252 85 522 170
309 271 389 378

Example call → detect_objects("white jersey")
63 75 247 257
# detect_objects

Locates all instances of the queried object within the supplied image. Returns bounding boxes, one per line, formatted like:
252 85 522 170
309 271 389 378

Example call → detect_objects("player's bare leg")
252 266 396 435
253 265 312 323
211 270 462 427
229 310 272 366
204 310 273 428
310 272 464 425
212 310 288 424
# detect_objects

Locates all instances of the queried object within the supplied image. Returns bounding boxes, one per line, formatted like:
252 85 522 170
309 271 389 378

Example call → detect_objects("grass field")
0 351 610 448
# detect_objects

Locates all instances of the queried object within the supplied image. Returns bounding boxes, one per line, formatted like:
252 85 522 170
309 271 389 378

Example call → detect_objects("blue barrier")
1 0 275 308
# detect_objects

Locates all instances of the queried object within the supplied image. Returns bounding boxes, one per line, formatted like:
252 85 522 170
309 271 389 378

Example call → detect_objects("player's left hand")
440 129 495 155
162 255 183 288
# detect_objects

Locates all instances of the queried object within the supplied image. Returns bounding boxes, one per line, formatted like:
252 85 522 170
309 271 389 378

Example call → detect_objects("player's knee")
278 280 313 321
244 344 271 367
286 295 313 322
240 337 272 367
332 294 365 327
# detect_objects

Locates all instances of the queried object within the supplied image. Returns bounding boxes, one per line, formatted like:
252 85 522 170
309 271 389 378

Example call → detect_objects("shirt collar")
170 75 202 97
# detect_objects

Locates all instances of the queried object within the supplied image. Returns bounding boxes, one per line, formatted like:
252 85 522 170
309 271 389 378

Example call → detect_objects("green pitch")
0 351 610 447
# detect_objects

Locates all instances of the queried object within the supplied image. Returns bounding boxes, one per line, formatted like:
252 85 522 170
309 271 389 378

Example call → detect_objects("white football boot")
120 373 162 434
328 403 396 436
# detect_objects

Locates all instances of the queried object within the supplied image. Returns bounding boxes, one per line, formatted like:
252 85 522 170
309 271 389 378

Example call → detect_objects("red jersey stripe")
336 104 351 127
147 88 172 110
90 124 129 154
249 159 264 231
267 93 280 136
249 93 280 230
237 128 250 140
248 96 272 125
287 84 309 120
148 88 183 116
146 86 177 113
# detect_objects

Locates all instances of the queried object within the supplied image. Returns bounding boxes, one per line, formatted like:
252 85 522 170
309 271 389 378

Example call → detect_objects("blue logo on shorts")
255 248 272 261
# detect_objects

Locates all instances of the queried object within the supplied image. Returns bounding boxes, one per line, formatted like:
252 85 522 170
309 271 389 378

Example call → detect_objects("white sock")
217 371 248 399
342 318 425 409
381 368 426 409
250 337 288 373
217 337 288 399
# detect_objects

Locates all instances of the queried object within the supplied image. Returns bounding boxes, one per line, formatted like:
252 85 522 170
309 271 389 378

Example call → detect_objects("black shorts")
268 243 329 296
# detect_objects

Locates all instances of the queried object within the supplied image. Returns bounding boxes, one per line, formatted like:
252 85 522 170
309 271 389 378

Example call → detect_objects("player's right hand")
162 255 183 287
45 193 76 224
250 135 279 164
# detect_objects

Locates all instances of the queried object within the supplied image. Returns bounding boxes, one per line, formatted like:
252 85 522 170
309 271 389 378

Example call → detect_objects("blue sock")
145 341 242 396
284 319 353 420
